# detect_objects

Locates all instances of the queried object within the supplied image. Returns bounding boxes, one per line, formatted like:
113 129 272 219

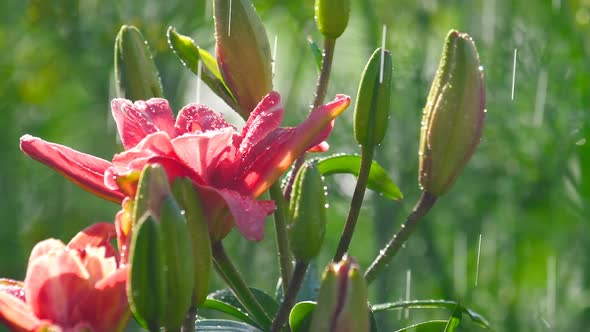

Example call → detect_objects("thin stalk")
212 241 273 328
364 191 437 284
283 37 337 199
181 305 197 332
269 182 293 293
333 146 375 262
269 261 309 332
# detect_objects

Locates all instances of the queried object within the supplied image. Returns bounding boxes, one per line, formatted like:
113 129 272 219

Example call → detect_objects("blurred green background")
1 0 589 331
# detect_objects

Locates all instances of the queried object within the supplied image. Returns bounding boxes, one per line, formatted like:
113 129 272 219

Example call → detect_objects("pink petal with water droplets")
68 222 116 253
240 94 351 197
0 279 26 302
213 189 275 241
111 98 176 149
238 92 283 154
20 135 124 203
175 104 234 135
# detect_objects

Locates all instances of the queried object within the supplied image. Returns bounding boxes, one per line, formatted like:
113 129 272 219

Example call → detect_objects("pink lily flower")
0 223 129 332
20 92 350 241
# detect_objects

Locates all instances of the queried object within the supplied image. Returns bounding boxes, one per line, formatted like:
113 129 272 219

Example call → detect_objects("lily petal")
237 91 283 155
68 223 118 262
241 94 350 197
111 98 176 149
175 104 234 135
0 292 49 332
25 242 91 324
20 135 124 203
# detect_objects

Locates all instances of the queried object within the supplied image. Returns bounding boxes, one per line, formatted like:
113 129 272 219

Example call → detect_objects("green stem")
333 146 375 262
269 182 293 294
211 241 273 328
283 37 338 199
364 191 437 284
181 305 197 332
269 261 309 332
312 37 336 110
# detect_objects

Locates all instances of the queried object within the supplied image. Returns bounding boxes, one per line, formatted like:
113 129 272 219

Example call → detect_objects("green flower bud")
354 47 393 148
128 213 165 331
214 0 272 117
159 196 195 331
172 178 212 307
288 162 327 263
314 0 351 39
309 256 370 332
114 25 164 101
419 30 486 197
128 165 196 331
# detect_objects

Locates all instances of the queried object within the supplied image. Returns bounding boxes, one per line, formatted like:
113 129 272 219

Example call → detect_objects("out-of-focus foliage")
1 0 588 331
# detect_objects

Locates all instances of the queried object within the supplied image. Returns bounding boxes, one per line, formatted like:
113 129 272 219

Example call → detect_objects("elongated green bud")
309 256 370 332
159 196 195 331
132 164 170 225
128 213 165 331
214 0 272 117
172 178 212 307
114 25 163 100
354 48 393 148
288 162 327 263
314 0 351 39
419 30 486 197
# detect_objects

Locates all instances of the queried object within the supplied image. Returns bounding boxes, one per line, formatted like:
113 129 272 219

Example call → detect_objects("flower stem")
364 191 437 284
269 261 309 332
269 182 293 294
312 37 336 110
333 146 375 262
181 305 197 332
211 241 273 328
283 37 337 199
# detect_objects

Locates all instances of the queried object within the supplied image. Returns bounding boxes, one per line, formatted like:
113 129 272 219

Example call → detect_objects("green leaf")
195 319 262 331
167 26 240 111
316 154 403 200
289 301 316 332
208 288 280 321
307 37 322 71
201 299 257 327
371 299 490 329
443 306 463 332
394 320 448 332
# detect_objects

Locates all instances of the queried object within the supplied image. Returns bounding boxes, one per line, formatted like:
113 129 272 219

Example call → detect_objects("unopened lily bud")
419 30 486 197
288 162 326 263
314 0 351 39
114 25 164 101
354 47 393 148
172 178 212 307
159 196 195 331
309 256 370 332
128 213 165 331
132 164 170 225
214 0 272 117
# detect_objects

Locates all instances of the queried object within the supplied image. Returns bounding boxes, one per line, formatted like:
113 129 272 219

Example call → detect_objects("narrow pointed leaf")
316 154 403 200
443 306 463 332
201 299 257 327
371 299 490 329
167 27 240 110
307 37 322 71
394 320 448 332
195 319 262 331
289 301 315 332
207 288 279 319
